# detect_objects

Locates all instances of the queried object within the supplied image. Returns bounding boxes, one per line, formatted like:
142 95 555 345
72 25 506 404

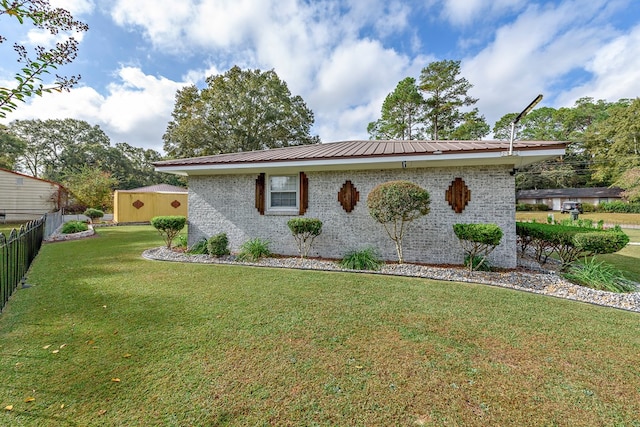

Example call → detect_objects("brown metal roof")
116 184 188 193
154 139 566 167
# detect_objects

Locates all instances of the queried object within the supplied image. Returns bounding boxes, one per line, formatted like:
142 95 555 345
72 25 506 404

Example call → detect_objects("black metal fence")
1 216 46 312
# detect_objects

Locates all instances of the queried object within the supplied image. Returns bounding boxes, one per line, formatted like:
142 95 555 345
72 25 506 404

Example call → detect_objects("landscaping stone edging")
45 224 96 242
142 247 640 313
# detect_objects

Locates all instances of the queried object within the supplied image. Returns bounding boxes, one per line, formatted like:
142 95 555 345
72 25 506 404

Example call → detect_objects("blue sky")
1 0 639 154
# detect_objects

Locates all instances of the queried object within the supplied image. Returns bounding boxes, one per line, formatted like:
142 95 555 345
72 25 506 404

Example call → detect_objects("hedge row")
516 222 628 269
516 203 549 211
597 201 640 213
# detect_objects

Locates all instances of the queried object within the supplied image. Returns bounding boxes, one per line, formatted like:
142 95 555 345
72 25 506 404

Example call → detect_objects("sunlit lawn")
0 226 639 426
516 210 640 226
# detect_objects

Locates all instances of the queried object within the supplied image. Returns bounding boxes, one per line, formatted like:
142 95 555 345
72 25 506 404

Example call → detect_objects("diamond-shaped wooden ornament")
132 199 144 209
171 200 181 208
445 178 471 213
338 180 359 213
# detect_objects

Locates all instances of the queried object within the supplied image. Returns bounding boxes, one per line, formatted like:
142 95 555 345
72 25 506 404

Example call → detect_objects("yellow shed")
113 184 188 223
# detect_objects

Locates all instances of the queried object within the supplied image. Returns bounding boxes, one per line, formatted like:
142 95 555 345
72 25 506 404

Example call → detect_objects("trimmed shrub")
516 203 549 211
453 223 503 272
516 222 629 270
287 218 322 258
564 257 637 293
573 231 629 254
367 180 430 263
61 220 88 234
83 208 104 223
237 238 271 262
339 248 383 271
207 233 230 257
150 216 187 249
581 202 596 213
597 201 640 213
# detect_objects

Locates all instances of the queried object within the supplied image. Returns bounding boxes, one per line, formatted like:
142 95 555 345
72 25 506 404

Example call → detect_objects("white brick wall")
187 165 516 268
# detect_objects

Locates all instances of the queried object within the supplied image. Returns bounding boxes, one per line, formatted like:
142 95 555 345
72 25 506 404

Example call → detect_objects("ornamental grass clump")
287 218 322 258
339 247 384 271
367 180 430 264
187 237 209 254
150 216 186 249
564 257 637 293
236 238 271 262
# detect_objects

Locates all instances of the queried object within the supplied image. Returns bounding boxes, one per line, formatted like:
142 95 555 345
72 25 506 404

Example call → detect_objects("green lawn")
1 226 639 426
516 210 640 226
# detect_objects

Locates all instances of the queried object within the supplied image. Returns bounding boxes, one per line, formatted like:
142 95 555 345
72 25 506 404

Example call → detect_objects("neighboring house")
0 168 68 222
113 184 188 223
516 187 623 211
155 140 565 268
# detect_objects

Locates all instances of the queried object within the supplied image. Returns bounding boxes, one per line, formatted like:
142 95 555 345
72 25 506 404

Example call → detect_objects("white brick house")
155 140 565 268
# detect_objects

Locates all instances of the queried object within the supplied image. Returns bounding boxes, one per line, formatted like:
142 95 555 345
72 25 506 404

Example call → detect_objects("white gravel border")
143 247 640 313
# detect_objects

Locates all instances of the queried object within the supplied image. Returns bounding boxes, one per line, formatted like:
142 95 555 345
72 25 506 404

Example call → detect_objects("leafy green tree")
7 118 178 188
63 166 119 210
0 0 88 117
584 98 640 184
163 66 320 158
0 124 26 169
613 167 640 202
367 180 430 264
450 108 489 140
368 77 426 140
7 119 50 177
419 60 478 140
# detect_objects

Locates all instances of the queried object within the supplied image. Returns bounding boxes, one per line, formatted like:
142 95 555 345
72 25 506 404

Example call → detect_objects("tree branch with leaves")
0 0 88 117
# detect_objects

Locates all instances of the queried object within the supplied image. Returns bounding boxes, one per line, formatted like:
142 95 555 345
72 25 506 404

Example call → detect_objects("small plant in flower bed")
61 220 88 234
339 247 384 271
207 233 229 257
236 238 270 262
564 257 637 293
186 237 209 254
174 234 188 249
464 255 492 272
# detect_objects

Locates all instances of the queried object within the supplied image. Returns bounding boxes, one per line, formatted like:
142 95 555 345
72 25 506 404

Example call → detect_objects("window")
268 175 298 211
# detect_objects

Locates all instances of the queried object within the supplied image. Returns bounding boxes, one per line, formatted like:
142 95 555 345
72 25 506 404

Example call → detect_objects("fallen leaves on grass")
24 397 35 403
111 378 121 383
4 405 13 411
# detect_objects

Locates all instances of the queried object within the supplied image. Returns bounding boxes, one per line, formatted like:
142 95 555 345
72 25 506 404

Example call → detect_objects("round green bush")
207 233 230 257
83 208 104 221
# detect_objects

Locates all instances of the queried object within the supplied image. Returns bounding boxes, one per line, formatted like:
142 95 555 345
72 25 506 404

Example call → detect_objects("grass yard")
0 223 27 236
1 226 639 426
516 210 640 226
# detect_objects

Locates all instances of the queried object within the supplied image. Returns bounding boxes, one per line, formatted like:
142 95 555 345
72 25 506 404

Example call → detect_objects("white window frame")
266 174 299 213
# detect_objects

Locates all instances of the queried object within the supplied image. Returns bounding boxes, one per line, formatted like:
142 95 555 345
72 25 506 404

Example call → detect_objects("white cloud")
462 0 619 127
50 0 95 15
441 0 525 26
556 24 640 105
2 67 186 151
